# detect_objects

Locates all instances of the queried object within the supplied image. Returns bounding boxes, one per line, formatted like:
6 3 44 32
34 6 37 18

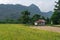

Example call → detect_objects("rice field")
0 24 60 40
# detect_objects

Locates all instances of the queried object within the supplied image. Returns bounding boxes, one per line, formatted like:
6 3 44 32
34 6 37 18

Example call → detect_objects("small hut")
34 19 46 26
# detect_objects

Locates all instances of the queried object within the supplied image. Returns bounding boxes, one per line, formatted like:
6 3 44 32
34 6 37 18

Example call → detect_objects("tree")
51 0 60 24
20 10 30 24
31 14 41 24
41 16 46 20
5 18 14 23
46 17 50 24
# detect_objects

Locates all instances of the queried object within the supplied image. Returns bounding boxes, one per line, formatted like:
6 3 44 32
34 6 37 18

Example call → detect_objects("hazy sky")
0 0 58 12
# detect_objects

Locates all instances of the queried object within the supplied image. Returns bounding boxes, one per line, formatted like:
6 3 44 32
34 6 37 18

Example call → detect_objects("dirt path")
30 26 60 33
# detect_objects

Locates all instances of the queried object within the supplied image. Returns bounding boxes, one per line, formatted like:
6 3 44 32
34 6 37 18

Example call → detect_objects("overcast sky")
0 0 58 12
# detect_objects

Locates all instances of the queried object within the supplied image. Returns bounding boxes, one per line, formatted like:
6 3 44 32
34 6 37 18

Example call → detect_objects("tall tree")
46 17 50 24
42 16 45 20
21 10 30 24
51 0 60 24
31 14 41 24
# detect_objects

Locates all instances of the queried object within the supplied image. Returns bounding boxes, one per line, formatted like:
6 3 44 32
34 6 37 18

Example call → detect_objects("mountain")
28 4 41 16
0 4 27 20
0 4 53 20
41 11 53 18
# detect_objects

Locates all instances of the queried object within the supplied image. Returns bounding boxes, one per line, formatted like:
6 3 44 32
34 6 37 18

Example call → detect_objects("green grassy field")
0 24 60 40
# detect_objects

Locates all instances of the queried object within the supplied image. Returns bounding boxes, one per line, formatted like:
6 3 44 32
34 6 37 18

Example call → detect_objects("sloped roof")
35 19 45 23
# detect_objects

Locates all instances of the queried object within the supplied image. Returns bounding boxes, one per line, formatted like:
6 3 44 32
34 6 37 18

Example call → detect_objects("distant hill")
28 4 41 16
41 11 53 18
0 4 53 20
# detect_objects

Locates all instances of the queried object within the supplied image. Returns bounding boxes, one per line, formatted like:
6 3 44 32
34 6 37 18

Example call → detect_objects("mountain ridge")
0 4 53 20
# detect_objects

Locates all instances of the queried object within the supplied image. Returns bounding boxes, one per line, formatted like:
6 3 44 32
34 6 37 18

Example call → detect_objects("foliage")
31 14 41 24
42 16 46 20
0 10 46 24
51 0 60 24
46 17 51 24
20 10 31 24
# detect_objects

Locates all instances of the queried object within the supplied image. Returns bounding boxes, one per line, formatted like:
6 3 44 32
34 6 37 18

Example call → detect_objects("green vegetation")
51 0 60 24
46 17 51 24
0 10 47 24
20 10 30 24
31 14 41 24
0 24 60 40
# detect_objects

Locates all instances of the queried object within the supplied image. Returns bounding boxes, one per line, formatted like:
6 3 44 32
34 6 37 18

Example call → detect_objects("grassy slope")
0 24 60 40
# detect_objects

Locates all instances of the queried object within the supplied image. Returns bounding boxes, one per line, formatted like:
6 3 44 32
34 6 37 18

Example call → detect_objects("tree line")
0 10 50 24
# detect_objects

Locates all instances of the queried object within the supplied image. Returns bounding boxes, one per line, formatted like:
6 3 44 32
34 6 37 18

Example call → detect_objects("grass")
0 24 60 40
